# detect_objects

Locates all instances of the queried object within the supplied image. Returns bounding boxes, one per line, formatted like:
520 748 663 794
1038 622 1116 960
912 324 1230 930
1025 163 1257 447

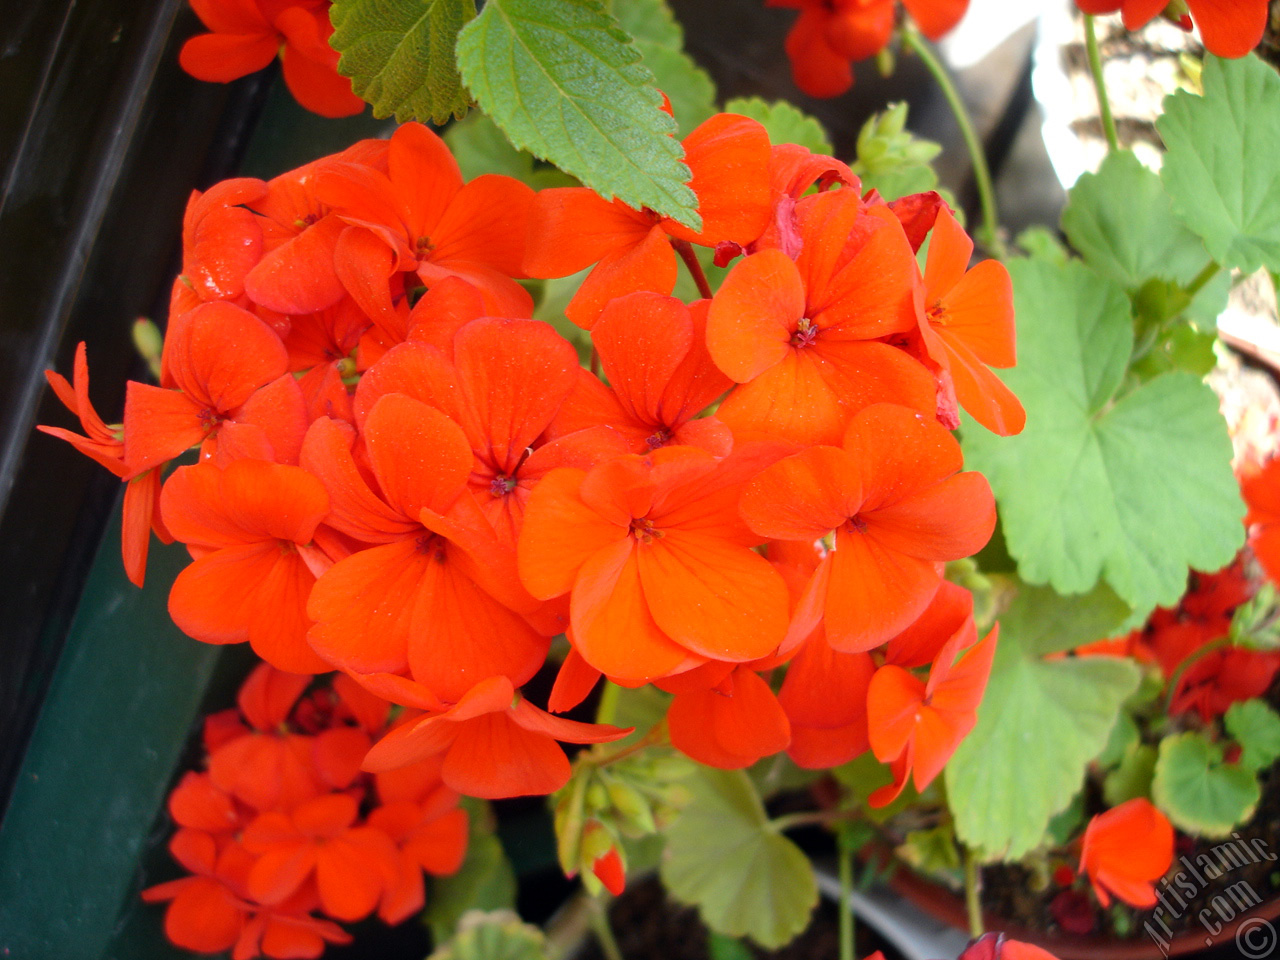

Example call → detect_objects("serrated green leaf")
456 0 700 229
1103 743 1158 806
661 769 817 948
615 0 716 134
1152 732 1259 837
1158 54 1280 274
425 803 518 947
962 259 1244 616
1061 150 1211 290
330 0 475 123
723 97 832 155
1225 699 1280 773
946 591 1141 860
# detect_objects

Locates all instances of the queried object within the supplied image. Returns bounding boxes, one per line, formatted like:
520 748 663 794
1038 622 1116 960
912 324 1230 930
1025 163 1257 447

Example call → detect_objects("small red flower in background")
1077 797 1174 908
180 0 364 117
1074 0 1267 59
1243 456 1280 586
769 0 971 98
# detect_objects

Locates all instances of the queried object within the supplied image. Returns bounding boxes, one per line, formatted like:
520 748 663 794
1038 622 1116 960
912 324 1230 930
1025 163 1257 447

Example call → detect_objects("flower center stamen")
791 317 818 348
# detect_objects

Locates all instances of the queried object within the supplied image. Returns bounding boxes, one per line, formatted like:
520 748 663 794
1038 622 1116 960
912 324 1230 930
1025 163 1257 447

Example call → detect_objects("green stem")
838 839 856 960
590 894 625 960
595 679 620 727
1185 261 1222 298
1084 15 1120 153
671 238 713 299
900 27 1005 260
963 846 985 938
1164 635 1231 713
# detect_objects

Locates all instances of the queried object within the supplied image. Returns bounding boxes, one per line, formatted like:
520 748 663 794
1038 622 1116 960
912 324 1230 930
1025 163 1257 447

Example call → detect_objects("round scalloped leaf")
723 97 832 155
946 580 1139 861
1157 54 1280 275
429 911 549 960
1061 149 1211 290
661 768 817 948
1152 732 1259 838
962 258 1244 618
1224 699 1280 774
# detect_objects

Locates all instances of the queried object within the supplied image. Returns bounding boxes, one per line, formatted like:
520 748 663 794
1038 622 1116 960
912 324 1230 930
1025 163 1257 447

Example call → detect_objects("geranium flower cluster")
42 113 1020 820
768 0 971 97
179 0 363 117
141 663 469 959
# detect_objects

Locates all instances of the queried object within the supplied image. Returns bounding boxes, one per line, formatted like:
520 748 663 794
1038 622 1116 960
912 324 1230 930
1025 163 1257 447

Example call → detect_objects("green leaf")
1061 149 1211 290
946 583 1142 860
1225 699 1280 773
1152 732 1259 837
330 0 476 124
1103 743 1158 807
426 801 518 946
616 0 716 134
1096 710 1140 769
723 97 832 155
1016 226 1071 266
961 259 1244 616
661 769 817 948
995 579 1133 657
1158 53 1280 274
455 0 700 229
897 825 962 876
444 112 576 189
428 911 550 960
707 932 755 960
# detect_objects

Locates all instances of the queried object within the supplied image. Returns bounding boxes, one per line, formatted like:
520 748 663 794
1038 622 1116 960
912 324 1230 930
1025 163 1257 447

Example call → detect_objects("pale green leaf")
962 259 1244 616
995 580 1133 657
1224 699 1280 773
1061 149 1211 290
428 911 549 960
1158 53 1280 274
1096 710 1140 769
1152 732 1259 837
946 590 1141 860
615 0 716 134
661 769 817 948
330 0 475 123
455 0 700 229
723 97 832 155
1103 743 1158 806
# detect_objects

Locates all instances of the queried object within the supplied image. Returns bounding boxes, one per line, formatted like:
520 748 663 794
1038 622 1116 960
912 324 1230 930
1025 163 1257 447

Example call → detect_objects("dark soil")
575 876 904 960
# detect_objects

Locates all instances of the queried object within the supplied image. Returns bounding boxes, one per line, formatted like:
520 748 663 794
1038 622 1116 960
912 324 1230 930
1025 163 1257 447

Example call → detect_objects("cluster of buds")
553 744 694 895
